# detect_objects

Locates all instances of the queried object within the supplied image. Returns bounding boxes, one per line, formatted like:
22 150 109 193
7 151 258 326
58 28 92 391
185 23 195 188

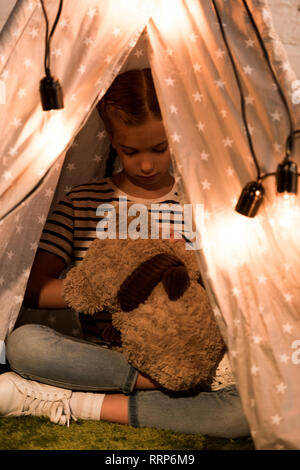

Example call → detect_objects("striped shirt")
39 177 184 267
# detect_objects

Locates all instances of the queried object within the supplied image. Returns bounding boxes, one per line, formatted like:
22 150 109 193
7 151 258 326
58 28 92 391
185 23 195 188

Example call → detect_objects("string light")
39 0 64 111
276 130 299 197
235 181 265 218
201 207 268 269
270 194 299 232
211 0 299 218
36 0 299 219
276 161 298 196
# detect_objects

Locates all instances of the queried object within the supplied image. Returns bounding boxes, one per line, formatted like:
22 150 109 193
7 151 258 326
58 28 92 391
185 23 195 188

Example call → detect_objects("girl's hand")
23 249 68 309
102 325 122 345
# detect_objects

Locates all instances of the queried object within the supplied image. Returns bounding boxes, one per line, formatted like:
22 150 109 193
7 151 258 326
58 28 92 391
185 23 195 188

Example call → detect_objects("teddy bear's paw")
62 268 104 314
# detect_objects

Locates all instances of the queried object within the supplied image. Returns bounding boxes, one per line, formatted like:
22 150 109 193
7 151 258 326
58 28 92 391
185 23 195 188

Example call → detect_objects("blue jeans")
6 324 250 438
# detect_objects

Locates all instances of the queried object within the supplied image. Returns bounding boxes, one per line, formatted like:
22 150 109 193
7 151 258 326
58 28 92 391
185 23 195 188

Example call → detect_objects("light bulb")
272 193 299 230
152 0 188 38
202 208 267 270
37 109 68 172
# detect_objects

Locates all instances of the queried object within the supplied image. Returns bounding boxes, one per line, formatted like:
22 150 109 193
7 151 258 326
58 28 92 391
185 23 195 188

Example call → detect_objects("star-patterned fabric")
0 0 299 450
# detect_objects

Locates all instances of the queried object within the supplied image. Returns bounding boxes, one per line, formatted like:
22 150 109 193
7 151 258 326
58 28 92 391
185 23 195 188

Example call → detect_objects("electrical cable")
40 0 50 76
241 0 295 146
286 130 300 160
211 0 299 216
39 0 64 110
242 0 299 200
211 0 299 184
210 0 262 181
40 0 64 77
0 1 64 221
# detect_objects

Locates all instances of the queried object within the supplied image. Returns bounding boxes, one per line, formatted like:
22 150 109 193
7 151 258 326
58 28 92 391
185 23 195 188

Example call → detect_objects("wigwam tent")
0 0 299 450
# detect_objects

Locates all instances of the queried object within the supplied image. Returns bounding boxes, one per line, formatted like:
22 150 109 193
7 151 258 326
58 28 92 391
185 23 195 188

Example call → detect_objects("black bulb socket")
40 75 64 111
235 181 265 218
276 160 298 195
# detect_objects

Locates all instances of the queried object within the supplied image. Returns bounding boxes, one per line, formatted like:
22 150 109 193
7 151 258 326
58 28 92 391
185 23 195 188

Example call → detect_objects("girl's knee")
6 324 51 370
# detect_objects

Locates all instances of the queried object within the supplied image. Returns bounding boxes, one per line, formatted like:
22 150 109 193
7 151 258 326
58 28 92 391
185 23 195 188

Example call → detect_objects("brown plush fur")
62 237 226 391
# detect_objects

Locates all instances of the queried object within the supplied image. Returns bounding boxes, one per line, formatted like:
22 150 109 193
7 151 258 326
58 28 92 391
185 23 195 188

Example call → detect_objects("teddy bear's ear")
162 264 190 300
117 253 190 311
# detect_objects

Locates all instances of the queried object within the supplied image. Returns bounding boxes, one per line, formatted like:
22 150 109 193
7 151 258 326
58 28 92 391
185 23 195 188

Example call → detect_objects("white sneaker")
0 372 77 426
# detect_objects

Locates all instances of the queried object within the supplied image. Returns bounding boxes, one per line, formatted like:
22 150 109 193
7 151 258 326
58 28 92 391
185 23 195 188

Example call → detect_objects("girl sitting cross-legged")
0 68 249 439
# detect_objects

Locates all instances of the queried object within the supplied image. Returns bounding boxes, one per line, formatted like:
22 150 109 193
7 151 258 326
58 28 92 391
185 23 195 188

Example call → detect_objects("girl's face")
110 117 172 190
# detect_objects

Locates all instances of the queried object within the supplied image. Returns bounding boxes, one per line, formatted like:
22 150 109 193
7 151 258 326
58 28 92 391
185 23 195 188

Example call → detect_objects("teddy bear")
61 229 226 392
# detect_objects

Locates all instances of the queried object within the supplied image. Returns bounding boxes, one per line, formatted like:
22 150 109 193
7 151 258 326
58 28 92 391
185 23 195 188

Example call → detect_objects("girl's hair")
97 68 162 177
98 68 162 132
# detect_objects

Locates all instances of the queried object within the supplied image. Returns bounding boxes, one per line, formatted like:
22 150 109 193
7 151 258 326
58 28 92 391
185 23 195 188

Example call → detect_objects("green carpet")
0 417 255 450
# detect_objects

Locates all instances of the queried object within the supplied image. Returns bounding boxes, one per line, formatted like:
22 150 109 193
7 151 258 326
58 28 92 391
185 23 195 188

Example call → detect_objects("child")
0 69 249 437
23 68 181 341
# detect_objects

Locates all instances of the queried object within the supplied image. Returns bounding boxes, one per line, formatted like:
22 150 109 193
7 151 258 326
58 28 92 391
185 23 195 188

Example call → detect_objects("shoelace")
22 395 77 426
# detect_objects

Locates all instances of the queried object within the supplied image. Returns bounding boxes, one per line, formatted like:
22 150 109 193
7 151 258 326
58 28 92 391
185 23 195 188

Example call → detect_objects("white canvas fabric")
0 0 299 450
